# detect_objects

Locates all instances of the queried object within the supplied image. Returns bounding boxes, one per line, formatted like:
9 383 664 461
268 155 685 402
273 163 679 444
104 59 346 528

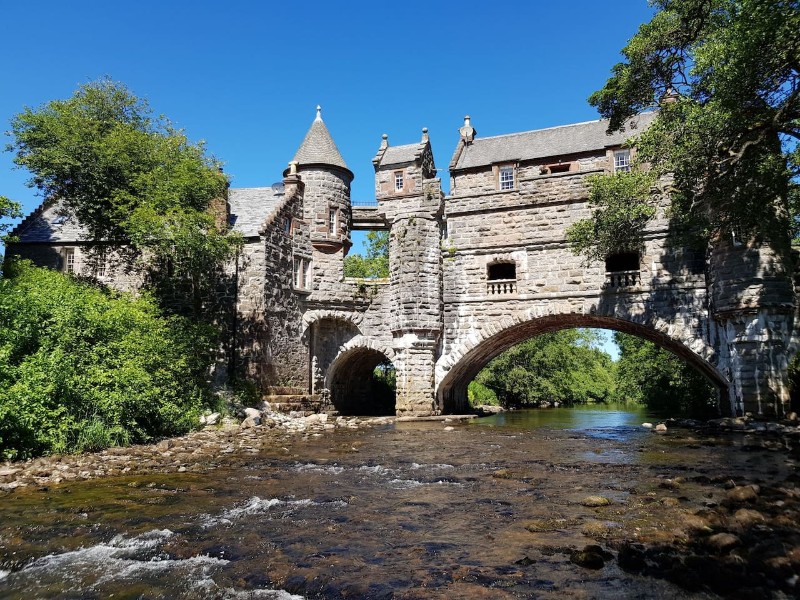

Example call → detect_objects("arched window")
487 261 516 295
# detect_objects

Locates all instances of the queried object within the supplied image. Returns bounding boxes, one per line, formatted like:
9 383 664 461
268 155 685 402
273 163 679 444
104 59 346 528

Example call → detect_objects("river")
0 405 798 599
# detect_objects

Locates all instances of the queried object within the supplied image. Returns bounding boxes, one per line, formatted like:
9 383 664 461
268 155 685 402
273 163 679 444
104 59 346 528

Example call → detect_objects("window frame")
63 248 76 273
498 165 515 190
328 207 339 236
613 149 631 173
394 170 404 192
293 256 312 291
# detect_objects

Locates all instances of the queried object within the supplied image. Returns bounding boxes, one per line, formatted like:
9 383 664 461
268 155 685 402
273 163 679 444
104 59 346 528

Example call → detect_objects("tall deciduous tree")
6 79 240 316
576 0 800 256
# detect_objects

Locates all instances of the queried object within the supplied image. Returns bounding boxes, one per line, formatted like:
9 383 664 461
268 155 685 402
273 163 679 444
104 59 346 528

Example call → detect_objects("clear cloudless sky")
0 0 655 358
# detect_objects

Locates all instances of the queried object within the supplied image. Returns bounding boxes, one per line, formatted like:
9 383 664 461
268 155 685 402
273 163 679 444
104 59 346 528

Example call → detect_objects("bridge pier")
392 333 439 416
716 309 794 417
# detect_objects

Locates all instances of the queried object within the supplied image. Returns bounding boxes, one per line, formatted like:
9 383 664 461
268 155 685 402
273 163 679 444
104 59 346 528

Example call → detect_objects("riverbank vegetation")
0 80 236 460
0 262 216 460
469 329 718 418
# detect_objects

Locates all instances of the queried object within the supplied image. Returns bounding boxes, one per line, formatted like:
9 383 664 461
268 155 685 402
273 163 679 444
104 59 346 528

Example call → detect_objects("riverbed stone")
733 508 766 527
706 532 741 554
580 495 612 507
570 545 612 569
726 485 760 503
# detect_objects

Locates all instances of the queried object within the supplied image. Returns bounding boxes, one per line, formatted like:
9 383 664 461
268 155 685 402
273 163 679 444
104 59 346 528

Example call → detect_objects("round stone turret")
287 106 353 252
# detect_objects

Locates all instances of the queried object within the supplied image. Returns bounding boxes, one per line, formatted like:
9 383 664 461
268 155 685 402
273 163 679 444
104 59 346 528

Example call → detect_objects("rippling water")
0 406 793 599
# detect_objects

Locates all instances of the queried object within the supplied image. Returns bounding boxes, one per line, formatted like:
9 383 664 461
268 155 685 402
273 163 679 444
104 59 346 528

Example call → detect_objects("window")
283 217 291 235
487 261 517 295
605 251 640 288
394 171 404 192
63 248 75 273
294 256 311 290
328 207 338 235
95 249 107 278
499 166 515 190
614 149 631 173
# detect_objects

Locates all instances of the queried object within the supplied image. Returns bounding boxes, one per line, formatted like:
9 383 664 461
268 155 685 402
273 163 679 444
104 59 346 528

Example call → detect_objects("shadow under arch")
436 314 728 415
327 342 396 416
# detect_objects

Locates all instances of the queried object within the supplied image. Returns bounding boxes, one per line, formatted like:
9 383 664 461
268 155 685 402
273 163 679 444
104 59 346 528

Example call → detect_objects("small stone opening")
329 348 396 416
605 252 639 272
487 262 516 281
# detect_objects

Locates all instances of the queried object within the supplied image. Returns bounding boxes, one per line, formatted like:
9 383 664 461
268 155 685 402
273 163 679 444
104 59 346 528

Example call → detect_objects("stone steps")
262 394 329 416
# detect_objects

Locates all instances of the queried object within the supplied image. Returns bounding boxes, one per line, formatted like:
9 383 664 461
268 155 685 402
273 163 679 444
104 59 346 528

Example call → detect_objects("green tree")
575 0 800 257
0 262 216 460
6 78 240 316
567 170 657 263
344 230 389 278
612 332 718 417
475 329 615 408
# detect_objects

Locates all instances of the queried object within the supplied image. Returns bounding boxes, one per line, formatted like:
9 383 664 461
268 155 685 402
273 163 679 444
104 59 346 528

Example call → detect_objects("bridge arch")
327 336 397 416
435 313 728 414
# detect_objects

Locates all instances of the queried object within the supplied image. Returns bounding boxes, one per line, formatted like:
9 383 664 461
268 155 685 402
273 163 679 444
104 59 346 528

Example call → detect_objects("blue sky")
0 0 656 358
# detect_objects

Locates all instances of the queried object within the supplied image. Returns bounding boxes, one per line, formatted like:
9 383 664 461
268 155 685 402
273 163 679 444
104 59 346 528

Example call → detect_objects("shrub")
0 261 216 459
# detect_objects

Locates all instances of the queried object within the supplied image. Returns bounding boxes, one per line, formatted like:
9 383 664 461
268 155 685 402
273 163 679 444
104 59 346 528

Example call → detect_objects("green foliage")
467 380 499 407
475 330 615 408
344 230 389 279
6 78 239 316
588 0 800 244
0 262 215 460
612 332 718 417
0 196 22 241
567 170 657 263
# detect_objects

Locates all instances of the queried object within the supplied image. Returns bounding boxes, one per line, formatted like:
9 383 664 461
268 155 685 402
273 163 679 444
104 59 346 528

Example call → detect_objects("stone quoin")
8 109 799 418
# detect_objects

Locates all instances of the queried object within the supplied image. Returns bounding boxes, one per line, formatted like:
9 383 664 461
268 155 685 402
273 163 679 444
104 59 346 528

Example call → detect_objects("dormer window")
394 171 404 192
499 166 515 190
614 149 631 173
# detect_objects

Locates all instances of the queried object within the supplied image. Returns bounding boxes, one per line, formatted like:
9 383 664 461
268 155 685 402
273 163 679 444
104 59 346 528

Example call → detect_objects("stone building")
9 108 798 418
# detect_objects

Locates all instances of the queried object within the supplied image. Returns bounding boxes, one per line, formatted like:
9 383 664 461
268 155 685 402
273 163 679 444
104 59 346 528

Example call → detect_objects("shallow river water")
1 406 799 599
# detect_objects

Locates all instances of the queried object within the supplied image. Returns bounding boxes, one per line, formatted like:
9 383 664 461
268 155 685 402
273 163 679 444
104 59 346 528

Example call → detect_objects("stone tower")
288 106 354 290
373 128 444 415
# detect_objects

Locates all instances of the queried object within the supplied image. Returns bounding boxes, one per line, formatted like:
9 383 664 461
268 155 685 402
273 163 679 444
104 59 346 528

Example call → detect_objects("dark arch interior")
438 314 727 415
329 348 396 416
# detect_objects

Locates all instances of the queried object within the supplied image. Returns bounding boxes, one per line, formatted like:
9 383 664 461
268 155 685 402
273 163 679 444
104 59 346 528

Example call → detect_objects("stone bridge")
268 111 797 419
12 109 797 418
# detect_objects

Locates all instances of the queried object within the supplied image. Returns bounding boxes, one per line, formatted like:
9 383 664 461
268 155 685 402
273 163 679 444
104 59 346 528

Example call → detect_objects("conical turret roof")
292 106 349 172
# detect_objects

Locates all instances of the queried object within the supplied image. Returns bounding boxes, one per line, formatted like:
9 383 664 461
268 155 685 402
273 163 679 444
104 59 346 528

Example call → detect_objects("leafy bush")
0 261 216 460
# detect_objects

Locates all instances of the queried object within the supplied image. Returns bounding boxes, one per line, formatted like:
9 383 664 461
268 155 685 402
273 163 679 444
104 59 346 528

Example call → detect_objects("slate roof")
14 186 284 243
227 186 284 237
452 112 657 171
11 200 89 243
380 142 424 166
293 108 349 171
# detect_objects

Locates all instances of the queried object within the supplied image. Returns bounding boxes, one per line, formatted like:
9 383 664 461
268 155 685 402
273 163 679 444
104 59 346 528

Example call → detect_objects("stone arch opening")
327 346 396 416
437 314 727 415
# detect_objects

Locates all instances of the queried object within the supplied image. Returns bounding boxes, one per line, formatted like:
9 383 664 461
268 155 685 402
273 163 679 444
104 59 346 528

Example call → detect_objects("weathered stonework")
8 110 798 418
